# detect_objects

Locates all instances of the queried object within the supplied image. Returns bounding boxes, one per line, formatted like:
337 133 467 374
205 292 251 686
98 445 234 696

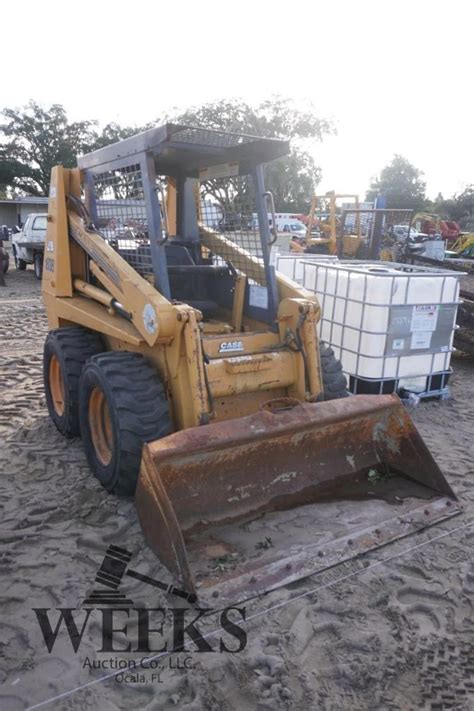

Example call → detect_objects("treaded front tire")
79 352 172 496
320 340 348 400
44 327 104 436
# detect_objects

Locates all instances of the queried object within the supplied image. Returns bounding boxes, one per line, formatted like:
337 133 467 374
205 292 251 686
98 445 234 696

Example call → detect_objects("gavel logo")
83 544 197 606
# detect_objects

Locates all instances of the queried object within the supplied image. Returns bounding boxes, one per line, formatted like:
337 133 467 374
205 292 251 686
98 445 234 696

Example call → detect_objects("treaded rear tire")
320 340 348 400
79 352 172 496
44 327 104 436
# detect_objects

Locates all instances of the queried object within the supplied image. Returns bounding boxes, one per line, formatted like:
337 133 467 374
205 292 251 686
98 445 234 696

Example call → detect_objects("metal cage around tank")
300 259 465 399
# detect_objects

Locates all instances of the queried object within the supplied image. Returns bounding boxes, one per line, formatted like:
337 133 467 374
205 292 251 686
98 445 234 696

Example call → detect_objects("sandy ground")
0 269 473 711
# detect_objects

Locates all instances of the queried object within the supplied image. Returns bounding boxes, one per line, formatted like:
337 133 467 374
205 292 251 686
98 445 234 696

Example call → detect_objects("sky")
1 0 472 200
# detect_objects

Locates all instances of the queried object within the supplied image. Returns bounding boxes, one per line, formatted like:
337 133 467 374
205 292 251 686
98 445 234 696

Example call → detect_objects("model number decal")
218 340 244 353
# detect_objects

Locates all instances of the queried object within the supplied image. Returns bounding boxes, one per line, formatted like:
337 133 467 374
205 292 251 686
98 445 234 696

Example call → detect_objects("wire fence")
199 174 267 285
88 168 269 287
91 165 163 277
340 208 414 257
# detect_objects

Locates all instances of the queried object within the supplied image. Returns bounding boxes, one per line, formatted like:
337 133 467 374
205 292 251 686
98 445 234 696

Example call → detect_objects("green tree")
0 101 98 196
452 185 474 226
366 155 426 209
432 184 474 226
0 98 332 210
170 97 333 212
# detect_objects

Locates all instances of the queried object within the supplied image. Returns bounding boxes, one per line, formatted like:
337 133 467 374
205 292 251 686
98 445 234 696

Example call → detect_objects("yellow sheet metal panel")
231 274 246 332
207 351 296 398
42 166 73 297
203 331 280 359
43 293 144 345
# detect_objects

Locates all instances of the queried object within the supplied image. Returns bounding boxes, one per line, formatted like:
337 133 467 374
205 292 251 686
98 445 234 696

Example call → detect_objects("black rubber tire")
34 253 43 280
79 352 172 496
44 328 104 436
13 246 26 271
320 340 349 400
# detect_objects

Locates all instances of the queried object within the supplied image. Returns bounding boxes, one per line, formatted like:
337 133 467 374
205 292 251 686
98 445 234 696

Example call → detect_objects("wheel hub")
88 387 113 466
49 355 65 416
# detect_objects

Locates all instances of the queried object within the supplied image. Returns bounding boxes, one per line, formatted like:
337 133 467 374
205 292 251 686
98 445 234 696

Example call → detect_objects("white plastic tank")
301 260 463 391
276 254 339 284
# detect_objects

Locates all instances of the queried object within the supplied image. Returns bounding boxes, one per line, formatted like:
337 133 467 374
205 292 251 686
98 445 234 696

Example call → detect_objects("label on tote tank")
410 304 439 332
410 331 433 350
385 303 457 357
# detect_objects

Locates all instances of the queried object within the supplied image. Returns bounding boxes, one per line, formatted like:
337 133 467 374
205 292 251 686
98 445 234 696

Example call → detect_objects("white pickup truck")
12 213 47 279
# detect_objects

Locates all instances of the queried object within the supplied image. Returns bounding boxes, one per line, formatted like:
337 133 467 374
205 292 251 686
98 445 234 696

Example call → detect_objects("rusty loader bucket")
136 395 460 606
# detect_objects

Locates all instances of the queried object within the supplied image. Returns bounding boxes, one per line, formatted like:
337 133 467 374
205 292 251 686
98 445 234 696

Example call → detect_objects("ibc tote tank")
301 260 464 398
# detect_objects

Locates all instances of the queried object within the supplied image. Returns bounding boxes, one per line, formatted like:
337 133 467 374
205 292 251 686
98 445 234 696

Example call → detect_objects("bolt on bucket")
135 395 461 607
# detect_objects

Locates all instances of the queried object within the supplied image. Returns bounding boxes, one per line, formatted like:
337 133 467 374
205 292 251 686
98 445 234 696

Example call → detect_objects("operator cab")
78 124 289 332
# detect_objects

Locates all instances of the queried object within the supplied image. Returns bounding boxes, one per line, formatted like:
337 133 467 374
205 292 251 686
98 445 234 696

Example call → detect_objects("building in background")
0 197 48 230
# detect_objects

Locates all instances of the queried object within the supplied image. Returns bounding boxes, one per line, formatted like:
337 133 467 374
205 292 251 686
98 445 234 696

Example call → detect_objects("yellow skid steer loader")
42 124 460 605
